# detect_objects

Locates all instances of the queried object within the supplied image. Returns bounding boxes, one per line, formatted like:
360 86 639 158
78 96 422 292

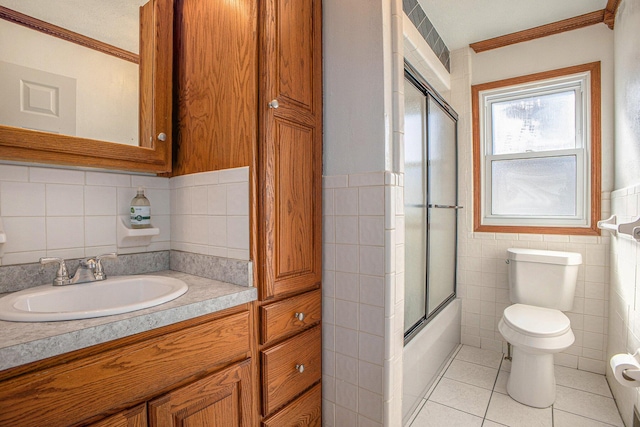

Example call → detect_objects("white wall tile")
208 216 227 247
336 188 359 215
30 167 84 184
191 186 209 215
86 171 131 187
218 166 249 183
227 216 249 250
1 182 45 216
47 217 84 249
46 184 84 216
85 216 116 247
226 183 249 215
0 164 28 182
2 217 46 253
208 185 227 215
359 187 385 216
85 186 117 216
336 216 359 245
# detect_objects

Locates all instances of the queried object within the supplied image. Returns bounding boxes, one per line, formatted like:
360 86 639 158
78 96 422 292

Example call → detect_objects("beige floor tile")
482 420 508 427
456 345 504 369
553 409 619 427
554 386 623 426
410 401 483 427
405 399 426 427
493 370 508 395
485 392 552 427
554 365 612 397
444 359 499 390
428 378 492 417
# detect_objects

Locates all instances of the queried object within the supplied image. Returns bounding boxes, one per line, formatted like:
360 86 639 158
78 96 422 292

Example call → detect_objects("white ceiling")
418 0 608 51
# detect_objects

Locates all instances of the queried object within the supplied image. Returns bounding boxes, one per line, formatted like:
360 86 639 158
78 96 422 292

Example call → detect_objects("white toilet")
498 248 582 408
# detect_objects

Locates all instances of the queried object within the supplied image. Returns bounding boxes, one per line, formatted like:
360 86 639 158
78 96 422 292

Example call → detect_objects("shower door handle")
428 204 464 209
405 204 464 209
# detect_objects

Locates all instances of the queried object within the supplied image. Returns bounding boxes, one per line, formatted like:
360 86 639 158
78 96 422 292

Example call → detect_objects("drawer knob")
295 364 305 373
294 312 305 321
268 99 279 109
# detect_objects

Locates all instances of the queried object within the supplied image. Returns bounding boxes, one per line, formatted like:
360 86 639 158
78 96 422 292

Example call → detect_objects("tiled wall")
607 185 640 424
0 163 170 265
451 47 611 375
0 163 250 267
170 167 249 261
402 0 450 72
322 171 405 427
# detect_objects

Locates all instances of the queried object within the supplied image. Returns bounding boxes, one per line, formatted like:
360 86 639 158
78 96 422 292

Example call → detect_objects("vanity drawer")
261 325 321 415
260 289 321 344
262 382 321 427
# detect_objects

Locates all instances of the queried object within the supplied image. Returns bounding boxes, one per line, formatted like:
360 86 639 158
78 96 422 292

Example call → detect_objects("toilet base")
506 346 556 408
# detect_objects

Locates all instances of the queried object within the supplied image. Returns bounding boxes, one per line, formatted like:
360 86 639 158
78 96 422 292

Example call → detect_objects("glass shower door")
403 78 428 331
404 70 458 340
426 97 458 315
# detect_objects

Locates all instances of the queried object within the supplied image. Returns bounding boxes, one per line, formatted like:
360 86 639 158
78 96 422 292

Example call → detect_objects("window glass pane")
492 90 576 155
491 156 577 216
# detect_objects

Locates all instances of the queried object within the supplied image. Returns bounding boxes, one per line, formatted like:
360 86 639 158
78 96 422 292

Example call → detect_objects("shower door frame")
404 61 459 344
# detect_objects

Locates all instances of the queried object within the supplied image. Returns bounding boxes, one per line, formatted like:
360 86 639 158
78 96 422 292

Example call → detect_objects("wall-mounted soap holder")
597 215 640 241
117 216 159 248
0 218 6 257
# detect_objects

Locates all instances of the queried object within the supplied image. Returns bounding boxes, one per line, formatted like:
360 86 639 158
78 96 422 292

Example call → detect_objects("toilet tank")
507 248 582 311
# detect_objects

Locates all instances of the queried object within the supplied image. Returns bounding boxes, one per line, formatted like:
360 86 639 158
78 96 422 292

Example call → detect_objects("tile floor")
407 345 625 427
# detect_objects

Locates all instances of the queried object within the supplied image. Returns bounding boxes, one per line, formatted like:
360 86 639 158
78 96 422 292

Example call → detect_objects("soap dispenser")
130 187 151 228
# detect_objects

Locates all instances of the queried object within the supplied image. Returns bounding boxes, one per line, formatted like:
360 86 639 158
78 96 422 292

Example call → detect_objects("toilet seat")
503 304 571 338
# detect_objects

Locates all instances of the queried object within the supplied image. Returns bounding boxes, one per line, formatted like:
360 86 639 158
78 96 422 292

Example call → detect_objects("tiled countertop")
0 270 257 372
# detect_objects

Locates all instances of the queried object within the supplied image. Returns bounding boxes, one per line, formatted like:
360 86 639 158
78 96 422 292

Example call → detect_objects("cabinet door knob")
295 364 305 373
294 312 305 321
157 132 167 141
268 99 279 109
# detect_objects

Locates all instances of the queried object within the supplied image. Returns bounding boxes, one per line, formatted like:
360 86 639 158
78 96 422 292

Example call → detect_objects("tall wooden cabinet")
173 0 323 424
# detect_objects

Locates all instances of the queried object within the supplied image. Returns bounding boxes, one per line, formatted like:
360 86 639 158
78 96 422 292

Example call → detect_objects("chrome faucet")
40 253 118 286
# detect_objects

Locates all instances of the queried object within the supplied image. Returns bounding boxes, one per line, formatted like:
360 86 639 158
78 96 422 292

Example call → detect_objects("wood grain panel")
261 383 321 427
139 1 153 148
276 118 314 277
90 403 147 427
469 10 605 53
149 359 253 427
260 289 321 344
260 0 322 300
172 0 257 176
261 325 321 415
275 0 314 112
0 311 250 427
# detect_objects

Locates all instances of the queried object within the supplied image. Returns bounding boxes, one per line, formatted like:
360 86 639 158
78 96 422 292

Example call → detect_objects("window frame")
472 62 601 235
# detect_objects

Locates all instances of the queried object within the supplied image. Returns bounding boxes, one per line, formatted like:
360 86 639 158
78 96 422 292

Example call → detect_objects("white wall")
454 23 615 374
0 20 139 146
606 0 640 425
323 0 387 176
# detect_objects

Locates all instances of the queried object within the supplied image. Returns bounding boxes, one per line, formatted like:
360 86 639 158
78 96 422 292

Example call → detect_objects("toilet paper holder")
611 348 640 387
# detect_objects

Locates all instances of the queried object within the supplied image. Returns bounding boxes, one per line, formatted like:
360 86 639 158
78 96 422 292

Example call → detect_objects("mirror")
0 0 173 173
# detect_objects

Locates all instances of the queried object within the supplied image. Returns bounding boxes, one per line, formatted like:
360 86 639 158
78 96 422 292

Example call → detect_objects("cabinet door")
89 404 147 427
148 359 253 427
262 383 321 427
260 0 323 299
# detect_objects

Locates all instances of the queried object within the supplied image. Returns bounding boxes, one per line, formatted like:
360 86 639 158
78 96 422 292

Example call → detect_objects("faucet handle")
95 253 118 280
40 257 71 286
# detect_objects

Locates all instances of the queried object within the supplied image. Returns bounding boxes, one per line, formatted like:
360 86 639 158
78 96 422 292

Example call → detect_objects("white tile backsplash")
0 164 250 266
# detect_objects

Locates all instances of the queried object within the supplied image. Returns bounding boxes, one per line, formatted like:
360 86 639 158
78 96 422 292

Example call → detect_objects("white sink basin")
0 275 188 322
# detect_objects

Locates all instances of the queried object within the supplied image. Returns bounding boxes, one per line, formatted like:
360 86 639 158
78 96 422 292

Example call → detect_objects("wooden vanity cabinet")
0 305 254 427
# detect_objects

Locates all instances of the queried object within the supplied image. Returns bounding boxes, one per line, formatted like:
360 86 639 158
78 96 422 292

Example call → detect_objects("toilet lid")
503 304 571 338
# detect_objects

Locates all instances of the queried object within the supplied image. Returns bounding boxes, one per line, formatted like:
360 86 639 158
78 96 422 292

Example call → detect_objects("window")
472 62 601 235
